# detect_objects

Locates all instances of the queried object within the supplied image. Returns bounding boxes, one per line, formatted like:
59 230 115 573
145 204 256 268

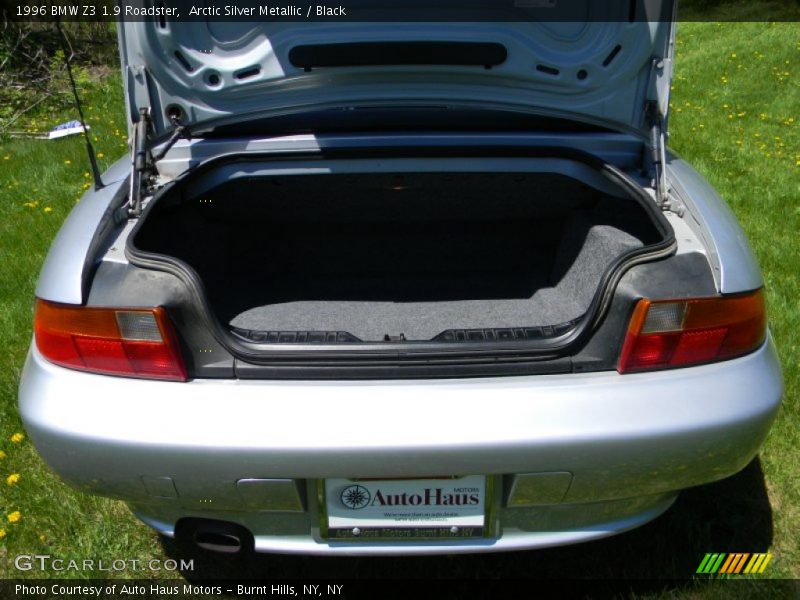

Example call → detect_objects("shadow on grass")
159 458 772 589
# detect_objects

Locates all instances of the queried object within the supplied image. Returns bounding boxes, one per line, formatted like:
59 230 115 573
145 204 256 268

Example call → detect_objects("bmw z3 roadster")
19 1 782 554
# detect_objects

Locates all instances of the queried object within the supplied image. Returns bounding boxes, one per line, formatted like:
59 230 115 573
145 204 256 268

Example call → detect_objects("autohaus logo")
341 485 371 509
340 484 480 509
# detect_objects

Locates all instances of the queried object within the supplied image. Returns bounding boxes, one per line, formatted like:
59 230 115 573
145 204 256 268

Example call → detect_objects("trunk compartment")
130 157 672 351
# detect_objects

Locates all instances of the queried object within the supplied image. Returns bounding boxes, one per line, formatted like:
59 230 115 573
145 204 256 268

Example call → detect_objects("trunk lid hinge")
127 107 154 218
645 55 683 215
648 107 669 211
127 108 190 218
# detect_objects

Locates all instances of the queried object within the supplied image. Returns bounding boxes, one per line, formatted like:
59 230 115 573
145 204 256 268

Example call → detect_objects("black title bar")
4 0 800 22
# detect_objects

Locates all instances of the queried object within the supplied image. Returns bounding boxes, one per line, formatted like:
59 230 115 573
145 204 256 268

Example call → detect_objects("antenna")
54 17 104 190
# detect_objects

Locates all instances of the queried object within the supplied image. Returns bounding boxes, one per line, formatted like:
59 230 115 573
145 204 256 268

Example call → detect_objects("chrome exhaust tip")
175 518 253 554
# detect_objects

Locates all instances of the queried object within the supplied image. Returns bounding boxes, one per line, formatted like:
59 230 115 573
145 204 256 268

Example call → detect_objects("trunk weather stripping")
125 147 677 373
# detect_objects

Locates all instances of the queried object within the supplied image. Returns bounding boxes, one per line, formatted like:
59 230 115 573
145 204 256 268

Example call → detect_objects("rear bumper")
18 337 782 554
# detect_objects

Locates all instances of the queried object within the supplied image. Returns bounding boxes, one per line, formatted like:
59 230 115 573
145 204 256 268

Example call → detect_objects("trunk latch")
383 334 407 342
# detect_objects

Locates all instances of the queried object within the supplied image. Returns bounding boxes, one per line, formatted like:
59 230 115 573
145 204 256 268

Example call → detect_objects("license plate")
323 475 488 540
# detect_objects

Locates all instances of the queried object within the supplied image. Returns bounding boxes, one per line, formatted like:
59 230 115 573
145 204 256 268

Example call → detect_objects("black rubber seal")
126 146 676 375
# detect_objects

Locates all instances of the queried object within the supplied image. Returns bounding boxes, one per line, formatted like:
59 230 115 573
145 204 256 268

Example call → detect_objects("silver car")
19 5 782 555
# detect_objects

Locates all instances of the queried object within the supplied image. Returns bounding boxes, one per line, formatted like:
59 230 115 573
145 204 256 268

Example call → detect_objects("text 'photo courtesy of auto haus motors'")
18 1 783 555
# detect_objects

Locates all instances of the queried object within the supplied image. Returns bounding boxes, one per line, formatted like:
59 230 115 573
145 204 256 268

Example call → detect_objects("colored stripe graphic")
696 553 714 573
698 552 772 575
697 553 725 574
722 553 749 574
758 553 772 573
719 554 736 574
744 554 762 574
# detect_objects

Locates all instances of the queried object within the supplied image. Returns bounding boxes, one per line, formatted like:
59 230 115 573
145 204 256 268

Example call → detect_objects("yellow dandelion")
10 433 24 444
6 474 20 486
43 207 53 214
7 511 21 523
39 534 45 543
0 451 6 459
83 172 90 178
64 160 71 165
97 153 105 159
0 529 6 539
3 155 9 160
731 52 737 58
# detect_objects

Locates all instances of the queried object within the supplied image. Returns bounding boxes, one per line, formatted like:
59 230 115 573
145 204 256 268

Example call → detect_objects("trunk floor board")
230 294 586 341
133 172 659 343
228 222 642 341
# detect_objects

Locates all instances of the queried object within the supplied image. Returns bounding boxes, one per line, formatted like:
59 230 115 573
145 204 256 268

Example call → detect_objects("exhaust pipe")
175 518 253 554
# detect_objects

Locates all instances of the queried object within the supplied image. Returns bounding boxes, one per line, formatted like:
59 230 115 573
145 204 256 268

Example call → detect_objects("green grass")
667 22 800 584
0 20 797 592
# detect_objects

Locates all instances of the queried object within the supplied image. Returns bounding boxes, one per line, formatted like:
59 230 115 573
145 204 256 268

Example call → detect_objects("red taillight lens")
34 300 187 381
618 289 766 374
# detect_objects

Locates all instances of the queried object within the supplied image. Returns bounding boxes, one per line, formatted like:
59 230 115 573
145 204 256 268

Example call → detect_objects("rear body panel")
23 129 779 552
19 336 781 553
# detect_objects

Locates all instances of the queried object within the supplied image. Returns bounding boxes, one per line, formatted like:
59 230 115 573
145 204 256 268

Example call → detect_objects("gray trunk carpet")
134 171 657 341
230 216 643 341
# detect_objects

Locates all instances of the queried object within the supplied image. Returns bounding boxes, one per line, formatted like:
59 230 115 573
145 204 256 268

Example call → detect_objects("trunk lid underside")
118 2 675 138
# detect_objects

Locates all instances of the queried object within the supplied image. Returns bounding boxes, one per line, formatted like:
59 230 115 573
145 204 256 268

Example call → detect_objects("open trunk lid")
117 1 676 139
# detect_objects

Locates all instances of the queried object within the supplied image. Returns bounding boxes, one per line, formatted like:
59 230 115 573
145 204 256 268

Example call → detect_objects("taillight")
618 289 766 374
34 300 187 381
